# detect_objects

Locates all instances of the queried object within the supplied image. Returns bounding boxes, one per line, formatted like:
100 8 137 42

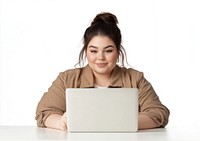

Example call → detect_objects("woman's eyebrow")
88 45 114 49
88 46 98 49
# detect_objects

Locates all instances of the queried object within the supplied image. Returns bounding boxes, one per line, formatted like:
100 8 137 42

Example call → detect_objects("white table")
0 126 199 141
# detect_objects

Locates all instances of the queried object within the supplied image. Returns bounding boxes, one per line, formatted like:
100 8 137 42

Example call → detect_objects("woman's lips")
96 63 107 67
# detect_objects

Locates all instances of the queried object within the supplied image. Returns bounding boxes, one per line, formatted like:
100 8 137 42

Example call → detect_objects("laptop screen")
66 88 138 133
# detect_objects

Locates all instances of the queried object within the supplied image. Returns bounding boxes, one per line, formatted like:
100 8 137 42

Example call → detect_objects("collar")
80 65 123 88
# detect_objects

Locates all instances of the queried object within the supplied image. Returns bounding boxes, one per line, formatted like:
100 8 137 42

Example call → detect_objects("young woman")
35 12 170 131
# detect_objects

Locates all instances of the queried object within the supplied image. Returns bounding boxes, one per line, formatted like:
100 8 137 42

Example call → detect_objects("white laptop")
66 88 138 133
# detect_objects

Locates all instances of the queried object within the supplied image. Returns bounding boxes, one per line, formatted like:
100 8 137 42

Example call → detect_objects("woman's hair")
75 12 129 67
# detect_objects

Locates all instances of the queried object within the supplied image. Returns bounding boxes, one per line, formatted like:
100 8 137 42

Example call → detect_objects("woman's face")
86 35 118 76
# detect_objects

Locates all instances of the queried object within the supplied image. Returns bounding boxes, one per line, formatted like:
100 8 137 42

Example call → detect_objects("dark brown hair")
75 12 128 67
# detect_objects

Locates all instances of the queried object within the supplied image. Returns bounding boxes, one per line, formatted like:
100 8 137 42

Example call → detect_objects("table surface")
0 126 199 141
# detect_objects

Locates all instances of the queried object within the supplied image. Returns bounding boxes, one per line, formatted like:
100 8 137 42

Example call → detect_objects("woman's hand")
45 112 67 131
59 112 67 131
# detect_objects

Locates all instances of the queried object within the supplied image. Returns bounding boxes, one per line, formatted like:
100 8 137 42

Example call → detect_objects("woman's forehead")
87 35 116 48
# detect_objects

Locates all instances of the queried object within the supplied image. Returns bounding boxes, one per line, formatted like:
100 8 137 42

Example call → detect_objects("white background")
0 0 200 127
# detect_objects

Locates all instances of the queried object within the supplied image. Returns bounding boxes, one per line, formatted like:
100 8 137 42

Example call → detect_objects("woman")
35 12 170 131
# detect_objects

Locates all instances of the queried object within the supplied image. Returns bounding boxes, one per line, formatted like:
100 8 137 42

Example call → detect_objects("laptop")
66 88 138 133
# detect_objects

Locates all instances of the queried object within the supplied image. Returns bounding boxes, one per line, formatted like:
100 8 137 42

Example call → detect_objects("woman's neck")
93 72 111 87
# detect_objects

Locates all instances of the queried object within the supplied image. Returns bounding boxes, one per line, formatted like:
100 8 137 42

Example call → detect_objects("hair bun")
91 12 118 26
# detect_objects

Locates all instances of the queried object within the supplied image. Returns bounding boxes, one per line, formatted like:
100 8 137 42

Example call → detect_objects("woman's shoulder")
119 66 144 76
59 67 82 77
58 65 91 78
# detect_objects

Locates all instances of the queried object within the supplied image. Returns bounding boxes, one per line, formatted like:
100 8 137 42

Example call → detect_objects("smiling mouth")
96 63 107 67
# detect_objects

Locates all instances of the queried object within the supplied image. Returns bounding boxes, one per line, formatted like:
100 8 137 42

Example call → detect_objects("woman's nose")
98 52 105 60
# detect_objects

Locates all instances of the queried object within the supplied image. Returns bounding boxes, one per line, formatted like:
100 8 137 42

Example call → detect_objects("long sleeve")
35 73 66 127
35 66 93 127
110 66 170 127
137 74 170 127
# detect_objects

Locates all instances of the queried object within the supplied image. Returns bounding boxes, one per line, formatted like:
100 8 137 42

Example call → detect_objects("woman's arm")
35 72 67 128
136 72 170 129
45 112 67 131
138 114 157 130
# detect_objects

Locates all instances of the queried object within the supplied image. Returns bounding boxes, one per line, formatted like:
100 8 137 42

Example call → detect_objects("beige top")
35 65 170 128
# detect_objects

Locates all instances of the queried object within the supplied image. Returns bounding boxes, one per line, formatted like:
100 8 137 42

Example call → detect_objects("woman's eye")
90 50 97 53
106 50 113 53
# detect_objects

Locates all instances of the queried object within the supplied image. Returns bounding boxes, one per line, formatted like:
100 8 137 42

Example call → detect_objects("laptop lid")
66 88 138 133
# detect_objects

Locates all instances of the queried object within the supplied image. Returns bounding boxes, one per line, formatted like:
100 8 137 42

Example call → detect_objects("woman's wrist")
45 114 65 130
